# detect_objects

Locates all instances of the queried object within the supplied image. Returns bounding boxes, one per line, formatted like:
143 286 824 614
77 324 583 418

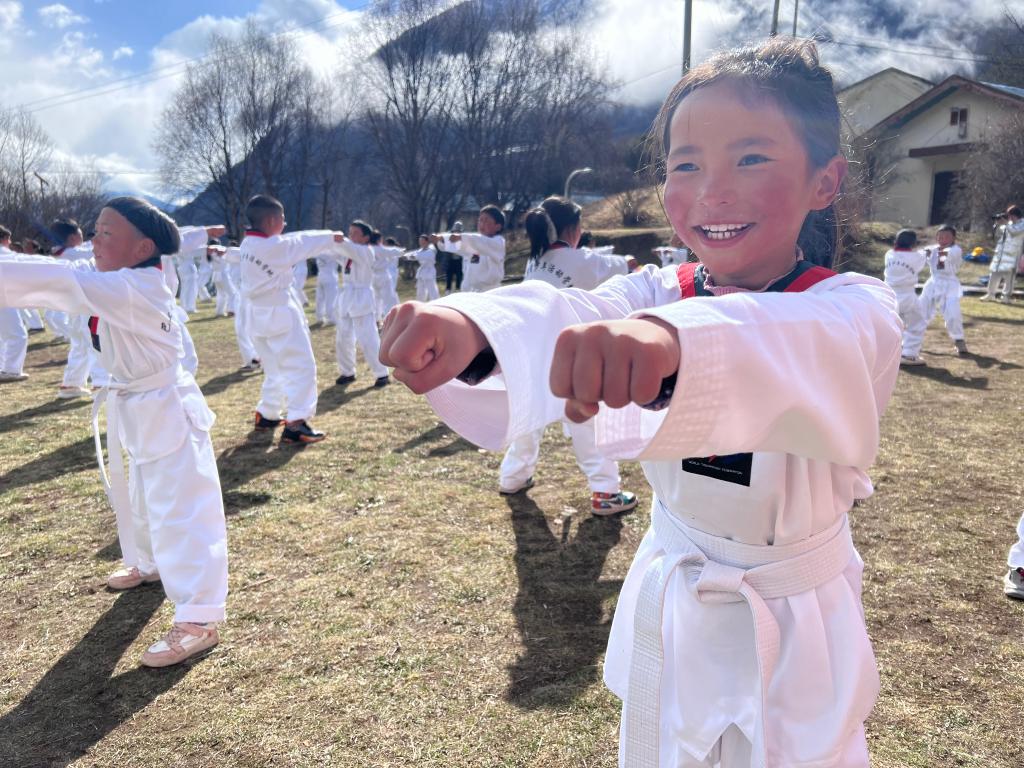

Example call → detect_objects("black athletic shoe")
254 411 282 430
335 374 356 385
374 375 390 388
281 420 326 444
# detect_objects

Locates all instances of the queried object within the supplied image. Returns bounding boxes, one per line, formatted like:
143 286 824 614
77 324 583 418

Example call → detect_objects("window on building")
950 107 969 138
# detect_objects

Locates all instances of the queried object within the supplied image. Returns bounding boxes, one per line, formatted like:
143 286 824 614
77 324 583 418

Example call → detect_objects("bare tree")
951 110 1024 229
0 108 55 237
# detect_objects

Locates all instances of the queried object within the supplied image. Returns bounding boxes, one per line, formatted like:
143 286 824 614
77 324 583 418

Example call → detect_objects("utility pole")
683 0 693 73
792 0 799 36
771 0 781 35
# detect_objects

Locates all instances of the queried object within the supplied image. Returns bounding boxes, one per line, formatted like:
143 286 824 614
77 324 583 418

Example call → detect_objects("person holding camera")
982 206 1024 303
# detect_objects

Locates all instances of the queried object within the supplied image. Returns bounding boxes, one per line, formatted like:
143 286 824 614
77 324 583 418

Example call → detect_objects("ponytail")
525 207 558 261
797 205 838 268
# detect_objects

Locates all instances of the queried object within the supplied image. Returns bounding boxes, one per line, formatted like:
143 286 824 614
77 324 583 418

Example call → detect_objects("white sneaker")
141 622 219 667
57 385 91 399
1005 567 1024 600
899 356 926 367
0 371 29 381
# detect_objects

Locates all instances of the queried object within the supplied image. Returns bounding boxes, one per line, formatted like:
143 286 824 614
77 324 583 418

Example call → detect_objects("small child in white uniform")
381 39 902 767
435 205 507 292
0 197 228 667
919 223 968 355
410 234 440 302
883 228 928 366
334 220 391 388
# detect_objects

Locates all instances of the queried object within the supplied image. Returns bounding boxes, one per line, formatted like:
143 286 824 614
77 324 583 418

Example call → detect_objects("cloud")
39 3 88 29
0 0 21 33
112 45 133 60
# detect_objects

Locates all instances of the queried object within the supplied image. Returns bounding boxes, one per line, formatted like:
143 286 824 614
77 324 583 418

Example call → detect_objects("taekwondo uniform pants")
316 278 339 324
293 261 310 306
180 264 199 314
235 298 258 367
336 311 388 379
20 309 43 331
920 279 964 341
894 289 926 358
500 419 621 494
416 277 440 302
63 315 108 387
985 269 1015 302
248 297 318 422
45 309 70 339
373 278 399 323
213 274 234 316
0 307 28 374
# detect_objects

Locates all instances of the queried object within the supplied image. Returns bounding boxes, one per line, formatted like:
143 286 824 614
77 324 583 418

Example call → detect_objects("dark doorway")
929 170 959 225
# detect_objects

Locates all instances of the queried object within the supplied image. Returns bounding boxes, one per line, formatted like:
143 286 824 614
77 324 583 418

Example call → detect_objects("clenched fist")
379 302 489 394
549 318 680 423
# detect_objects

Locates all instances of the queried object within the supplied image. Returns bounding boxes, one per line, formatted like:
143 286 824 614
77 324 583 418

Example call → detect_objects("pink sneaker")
106 566 160 590
141 622 219 667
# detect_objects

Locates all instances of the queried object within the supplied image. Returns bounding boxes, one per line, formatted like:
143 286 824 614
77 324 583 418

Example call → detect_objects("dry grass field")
1 259 1022 767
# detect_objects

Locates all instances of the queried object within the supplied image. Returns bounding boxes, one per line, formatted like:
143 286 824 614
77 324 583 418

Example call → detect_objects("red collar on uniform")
245 230 270 238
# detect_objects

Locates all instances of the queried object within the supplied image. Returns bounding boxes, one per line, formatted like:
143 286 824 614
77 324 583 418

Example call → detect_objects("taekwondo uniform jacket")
440 232 506 292
335 240 377 319
422 263 902 767
525 244 630 291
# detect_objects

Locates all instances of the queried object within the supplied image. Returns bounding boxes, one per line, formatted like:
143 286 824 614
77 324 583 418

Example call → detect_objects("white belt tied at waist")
91 365 181 566
624 502 855 768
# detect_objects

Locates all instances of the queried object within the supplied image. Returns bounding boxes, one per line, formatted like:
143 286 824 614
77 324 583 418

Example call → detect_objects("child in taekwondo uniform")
883 228 928 366
334 220 391 388
240 194 346 444
0 197 229 667
434 205 507 292
498 195 639 515
409 234 440 302
371 233 403 324
918 224 969 355
381 39 902 767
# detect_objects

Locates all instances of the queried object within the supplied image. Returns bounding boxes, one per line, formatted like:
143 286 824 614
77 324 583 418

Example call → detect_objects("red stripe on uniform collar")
245 229 270 238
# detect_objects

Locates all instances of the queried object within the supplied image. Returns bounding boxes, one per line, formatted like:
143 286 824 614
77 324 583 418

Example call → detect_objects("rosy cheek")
663 180 693 236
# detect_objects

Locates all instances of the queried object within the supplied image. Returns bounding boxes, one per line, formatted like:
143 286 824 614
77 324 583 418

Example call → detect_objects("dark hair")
51 218 81 246
525 196 582 261
228 238 239 247
246 195 284 230
480 204 505 231
578 230 593 248
652 38 842 267
105 196 181 256
369 230 382 245
1009 206 1023 218
24 238 39 253
350 220 372 238
0 225 10 241
894 229 918 250
384 236 398 246
937 223 957 238
418 233 429 243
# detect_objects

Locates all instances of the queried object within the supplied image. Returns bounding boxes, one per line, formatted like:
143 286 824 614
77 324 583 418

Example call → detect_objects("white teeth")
697 223 751 241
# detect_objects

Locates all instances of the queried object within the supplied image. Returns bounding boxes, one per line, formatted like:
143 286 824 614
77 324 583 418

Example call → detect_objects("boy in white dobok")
883 228 928 366
983 206 1024 303
240 195 343 443
50 218 110 398
409 234 440 302
371 234 403 323
0 225 30 381
919 223 968 355
334 220 390 388
0 197 228 667
435 205 506 292
224 242 260 371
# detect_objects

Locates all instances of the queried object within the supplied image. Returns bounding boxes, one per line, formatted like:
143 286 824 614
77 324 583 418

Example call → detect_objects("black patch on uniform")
470 254 480 263
682 453 753 486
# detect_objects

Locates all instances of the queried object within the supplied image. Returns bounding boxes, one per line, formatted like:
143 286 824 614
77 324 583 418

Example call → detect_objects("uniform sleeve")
459 233 505 266
278 231 338 268
177 226 211 254
424 265 682 449
0 261 155 335
329 239 373 267
949 245 964 274
595 275 902 468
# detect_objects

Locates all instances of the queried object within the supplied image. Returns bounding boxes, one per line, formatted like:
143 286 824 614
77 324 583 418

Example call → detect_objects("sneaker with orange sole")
281 420 325 444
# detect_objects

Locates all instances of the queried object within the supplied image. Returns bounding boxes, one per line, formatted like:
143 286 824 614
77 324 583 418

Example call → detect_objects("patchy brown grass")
0 270 1022 767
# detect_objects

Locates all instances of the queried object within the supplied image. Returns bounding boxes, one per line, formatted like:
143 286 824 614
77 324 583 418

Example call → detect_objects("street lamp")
564 167 593 199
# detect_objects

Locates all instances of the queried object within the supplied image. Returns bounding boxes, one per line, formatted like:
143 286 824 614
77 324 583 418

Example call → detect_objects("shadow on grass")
967 352 1024 371
215 428 308 515
0 397 89 435
0 435 96 496
901 363 989 390
199 368 260 399
316 382 374 416
392 423 477 458
0 587 194 768
503 493 624 709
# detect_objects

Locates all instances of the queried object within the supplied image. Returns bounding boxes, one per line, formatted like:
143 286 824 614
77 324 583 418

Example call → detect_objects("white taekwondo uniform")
882 247 928 359
292 258 310 306
239 229 341 421
439 232 506 292
500 243 632 494
0 253 228 623
57 242 109 388
314 255 340 325
223 247 259 367
986 219 1024 302
177 246 201 314
410 245 440 302
655 246 692 267
371 245 403 322
422 261 901 768
210 248 236 317
0 246 31 375
919 243 966 342
334 240 389 380
197 253 213 303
